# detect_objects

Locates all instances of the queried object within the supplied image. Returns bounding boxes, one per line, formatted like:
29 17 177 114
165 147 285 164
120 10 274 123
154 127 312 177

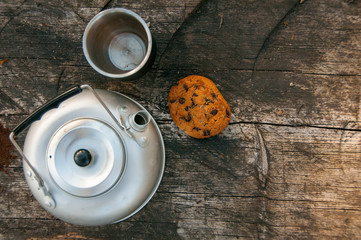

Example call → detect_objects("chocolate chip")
192 93 199 97
185 106 189 111
226 109 230 118
170 100 176 103
194 84 198 89
193 127 201 131
203 130 210 136
191 98 197 108
204 97 214 105
183 84 188 91
205 98 210 105
181 114 192 122
211 93 216 98
210 109 218 115
179 98 185 104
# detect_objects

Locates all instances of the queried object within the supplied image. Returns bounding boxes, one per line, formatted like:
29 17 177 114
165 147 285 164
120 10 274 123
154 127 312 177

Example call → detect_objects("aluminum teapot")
9 85 165 226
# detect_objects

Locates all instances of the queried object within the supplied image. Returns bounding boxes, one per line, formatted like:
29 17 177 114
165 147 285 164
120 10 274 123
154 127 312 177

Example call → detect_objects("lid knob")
74 149 92 167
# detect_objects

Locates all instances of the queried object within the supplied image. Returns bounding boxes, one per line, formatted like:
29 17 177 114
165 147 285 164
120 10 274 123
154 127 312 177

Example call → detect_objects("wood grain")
0 0 360 239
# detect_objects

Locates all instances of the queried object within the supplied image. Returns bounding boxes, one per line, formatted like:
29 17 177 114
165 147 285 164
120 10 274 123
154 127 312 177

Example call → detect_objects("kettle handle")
12 86 83 136
9 85 83 176
8 85 83 210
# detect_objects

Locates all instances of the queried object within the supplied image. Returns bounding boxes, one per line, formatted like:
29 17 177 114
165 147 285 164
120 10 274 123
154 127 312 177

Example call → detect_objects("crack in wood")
0 19 11 37
249 69 361 77
0 0 29 37
0 88 26 113
255 125 269 189
257 124 327 165
100 0 114 12
249 0 301 82
230 121 361 132
153 0 208 81
56 68 65 95
156 67 361 77
63 1 88 23
147 119 361 133
356 93 360 123
73 10 87 23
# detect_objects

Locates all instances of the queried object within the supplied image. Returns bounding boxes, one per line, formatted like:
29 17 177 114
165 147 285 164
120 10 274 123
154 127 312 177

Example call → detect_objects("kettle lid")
47 118 126 197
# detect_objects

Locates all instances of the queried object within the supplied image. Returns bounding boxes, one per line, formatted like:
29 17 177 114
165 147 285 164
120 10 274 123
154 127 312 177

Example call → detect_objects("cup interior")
84 10 150 77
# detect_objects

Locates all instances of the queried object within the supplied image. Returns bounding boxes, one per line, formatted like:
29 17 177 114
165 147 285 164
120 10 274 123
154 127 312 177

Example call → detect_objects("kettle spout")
128 110 150 132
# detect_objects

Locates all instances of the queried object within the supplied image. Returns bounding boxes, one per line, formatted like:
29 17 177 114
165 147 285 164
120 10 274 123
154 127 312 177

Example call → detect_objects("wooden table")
1 0 360 239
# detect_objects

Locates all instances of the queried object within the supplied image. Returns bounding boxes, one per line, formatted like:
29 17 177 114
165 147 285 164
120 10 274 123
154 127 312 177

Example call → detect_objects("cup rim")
82 8 153 78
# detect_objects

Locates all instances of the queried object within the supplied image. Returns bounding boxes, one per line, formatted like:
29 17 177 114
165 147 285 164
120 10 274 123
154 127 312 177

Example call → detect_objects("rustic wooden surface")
0 0 360 239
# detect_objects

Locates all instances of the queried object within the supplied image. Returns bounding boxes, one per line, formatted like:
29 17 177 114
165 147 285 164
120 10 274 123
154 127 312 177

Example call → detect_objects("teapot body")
19 87 164 226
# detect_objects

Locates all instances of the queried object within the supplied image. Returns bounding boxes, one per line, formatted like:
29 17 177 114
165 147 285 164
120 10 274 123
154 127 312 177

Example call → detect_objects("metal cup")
83 8 155 79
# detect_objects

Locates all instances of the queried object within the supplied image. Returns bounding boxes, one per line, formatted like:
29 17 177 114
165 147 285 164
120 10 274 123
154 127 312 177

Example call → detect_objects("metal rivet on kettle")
121 106 128 113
